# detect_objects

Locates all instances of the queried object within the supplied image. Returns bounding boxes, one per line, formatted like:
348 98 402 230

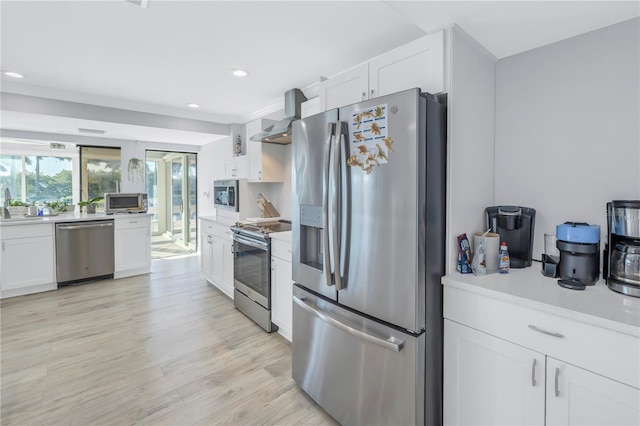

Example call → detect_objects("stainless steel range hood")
251 89 308 144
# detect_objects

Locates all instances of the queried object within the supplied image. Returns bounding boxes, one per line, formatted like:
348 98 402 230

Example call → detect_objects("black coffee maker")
486 206 536 268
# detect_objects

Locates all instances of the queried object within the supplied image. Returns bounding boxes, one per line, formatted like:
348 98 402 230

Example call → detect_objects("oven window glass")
234 240 268 298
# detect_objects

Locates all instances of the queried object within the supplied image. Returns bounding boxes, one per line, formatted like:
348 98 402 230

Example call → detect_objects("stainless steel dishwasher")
55 220 115 286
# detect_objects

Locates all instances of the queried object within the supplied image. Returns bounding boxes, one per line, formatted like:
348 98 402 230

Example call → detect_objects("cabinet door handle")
554 367 560 397
528 325 564 338
531 358 537 387
258 170 262 180
361 92 366 101
370 89 375 98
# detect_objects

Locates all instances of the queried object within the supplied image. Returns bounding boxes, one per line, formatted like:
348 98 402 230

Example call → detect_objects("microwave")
213 180 239 212
105 193 148 214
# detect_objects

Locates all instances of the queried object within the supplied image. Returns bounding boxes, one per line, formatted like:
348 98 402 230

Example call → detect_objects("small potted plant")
45 200 68 215
7 200 27 216
78 195 104 214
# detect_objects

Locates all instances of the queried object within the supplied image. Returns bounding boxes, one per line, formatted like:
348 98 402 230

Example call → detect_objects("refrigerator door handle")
323 122 336 288
337 122 349 290
293 294 405 352
331 122 343 291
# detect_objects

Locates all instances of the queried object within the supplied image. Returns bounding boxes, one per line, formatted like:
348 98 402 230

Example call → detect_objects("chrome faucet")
3 188 12 219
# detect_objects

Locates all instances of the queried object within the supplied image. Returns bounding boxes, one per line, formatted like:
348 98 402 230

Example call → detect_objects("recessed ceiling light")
231 69 250 77
4 71 24 79
187 103 200 108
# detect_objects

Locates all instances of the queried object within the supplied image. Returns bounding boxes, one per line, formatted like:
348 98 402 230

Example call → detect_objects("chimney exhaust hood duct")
251 89 308 144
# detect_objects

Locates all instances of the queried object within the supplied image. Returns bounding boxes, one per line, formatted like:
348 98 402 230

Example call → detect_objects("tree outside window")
0 155 72 203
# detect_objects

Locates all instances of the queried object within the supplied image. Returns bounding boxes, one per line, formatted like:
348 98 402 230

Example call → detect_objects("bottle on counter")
498 242 510 274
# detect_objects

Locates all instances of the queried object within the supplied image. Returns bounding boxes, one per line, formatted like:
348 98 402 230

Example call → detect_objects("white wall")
445 25 497 273
494 17 640 260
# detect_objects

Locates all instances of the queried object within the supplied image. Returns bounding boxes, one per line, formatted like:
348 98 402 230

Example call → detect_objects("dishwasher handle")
56 222 114 230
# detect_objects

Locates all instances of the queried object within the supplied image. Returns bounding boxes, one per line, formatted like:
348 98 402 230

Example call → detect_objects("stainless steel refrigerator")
291 88 446 425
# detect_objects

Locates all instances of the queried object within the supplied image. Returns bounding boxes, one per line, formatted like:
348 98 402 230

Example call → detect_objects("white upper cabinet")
301 97 321 118
369 31 444 98
319 63 369 111
224 155 248 179
318 31 445 111
246 118 286 182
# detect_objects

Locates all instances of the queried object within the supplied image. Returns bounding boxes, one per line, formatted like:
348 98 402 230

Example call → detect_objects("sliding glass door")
146 150 197 250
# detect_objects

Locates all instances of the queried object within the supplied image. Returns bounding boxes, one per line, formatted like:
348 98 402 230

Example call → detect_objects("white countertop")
199 215 292 240
0 212 152 226
442 266 640 337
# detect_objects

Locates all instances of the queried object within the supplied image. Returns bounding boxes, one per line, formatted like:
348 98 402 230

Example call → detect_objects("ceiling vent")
78 128 106 135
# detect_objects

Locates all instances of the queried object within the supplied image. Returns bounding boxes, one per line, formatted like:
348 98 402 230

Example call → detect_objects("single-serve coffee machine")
606 200 640 297
486 206 536 268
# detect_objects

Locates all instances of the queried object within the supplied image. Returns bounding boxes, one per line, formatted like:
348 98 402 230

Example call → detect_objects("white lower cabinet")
271 237 293 341
114 216 151 278
221 235 234 294
443 286 640 426
0 223 56 297
200 229 213 279
444 320 545 425
200 219 233 299
546 358 640 426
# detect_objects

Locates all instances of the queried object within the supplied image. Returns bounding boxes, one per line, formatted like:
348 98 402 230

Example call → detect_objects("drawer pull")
554 367 560 397
528 324 564 339
531 358 537 387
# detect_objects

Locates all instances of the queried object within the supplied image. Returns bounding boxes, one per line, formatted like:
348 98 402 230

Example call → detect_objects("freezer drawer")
292 285 425 426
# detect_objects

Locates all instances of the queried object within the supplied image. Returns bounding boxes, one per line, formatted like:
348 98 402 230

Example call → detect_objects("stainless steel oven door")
232 233 270 308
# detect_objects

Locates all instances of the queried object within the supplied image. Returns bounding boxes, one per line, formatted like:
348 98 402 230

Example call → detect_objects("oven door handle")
232 234 268 250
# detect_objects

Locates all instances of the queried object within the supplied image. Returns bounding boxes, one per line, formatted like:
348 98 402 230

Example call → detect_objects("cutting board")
246 217 282 223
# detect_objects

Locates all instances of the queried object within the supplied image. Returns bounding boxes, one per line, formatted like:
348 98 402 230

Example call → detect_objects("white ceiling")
1 1 638 146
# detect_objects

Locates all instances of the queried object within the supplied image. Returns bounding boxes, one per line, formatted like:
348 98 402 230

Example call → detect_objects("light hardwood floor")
1 254 338 425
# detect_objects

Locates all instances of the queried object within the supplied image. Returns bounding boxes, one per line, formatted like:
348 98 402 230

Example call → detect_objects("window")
0 155 72 203
79 146 121 201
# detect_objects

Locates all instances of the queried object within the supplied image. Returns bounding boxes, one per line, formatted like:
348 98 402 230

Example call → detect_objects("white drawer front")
202 221 230 239
271 239 292 261
444 286 640 388
1 223 53 239
115 216 150 230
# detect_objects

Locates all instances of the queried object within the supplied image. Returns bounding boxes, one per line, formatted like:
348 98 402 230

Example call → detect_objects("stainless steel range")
230 220 292 332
